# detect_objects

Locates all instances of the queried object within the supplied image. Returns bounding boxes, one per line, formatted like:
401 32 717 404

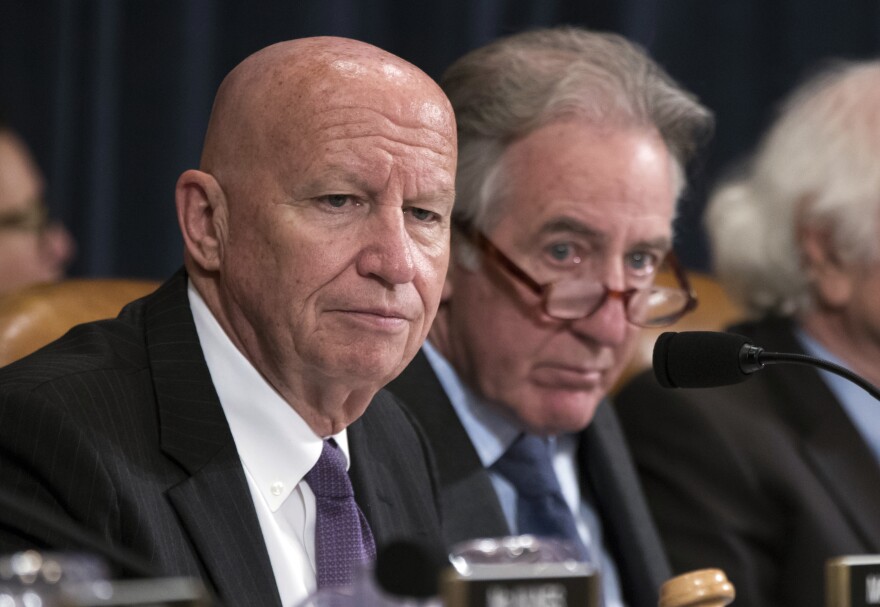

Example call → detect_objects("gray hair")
441 26 713 266
705 60 880 318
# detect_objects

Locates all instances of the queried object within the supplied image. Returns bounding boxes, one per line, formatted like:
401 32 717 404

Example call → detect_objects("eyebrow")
636 237 673 252
537 216 672 253
298 166 455 204
298 167 371 194
538 217 605 242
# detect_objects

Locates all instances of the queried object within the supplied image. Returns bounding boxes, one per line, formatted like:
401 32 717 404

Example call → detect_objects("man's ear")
799 225 852 309
442 243 483 301
441 260 455 301
175 169 227 272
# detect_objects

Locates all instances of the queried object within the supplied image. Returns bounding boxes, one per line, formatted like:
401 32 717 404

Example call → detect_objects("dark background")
2 1 879 280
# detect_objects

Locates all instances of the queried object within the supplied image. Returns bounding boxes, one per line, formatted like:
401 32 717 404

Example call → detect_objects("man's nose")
39 221 76 275
568 261 629 346
568 289 630 346
356 208 416 286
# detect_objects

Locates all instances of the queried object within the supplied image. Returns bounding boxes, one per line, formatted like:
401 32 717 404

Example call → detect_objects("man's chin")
318 348 411 388
519 389 604 436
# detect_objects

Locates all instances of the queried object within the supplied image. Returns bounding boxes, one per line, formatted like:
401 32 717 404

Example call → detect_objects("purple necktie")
304 439 377 589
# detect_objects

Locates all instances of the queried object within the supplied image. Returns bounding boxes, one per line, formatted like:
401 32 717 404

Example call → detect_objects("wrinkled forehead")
204 40 455 181
273 55 452 141
223 49 455 162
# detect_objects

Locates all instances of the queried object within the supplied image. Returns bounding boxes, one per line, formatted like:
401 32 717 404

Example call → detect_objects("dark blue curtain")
2 1 879 279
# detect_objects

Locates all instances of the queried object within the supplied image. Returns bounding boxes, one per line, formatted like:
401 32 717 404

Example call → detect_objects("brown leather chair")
0 278 160 367
0 274 743 386
613 272 745 392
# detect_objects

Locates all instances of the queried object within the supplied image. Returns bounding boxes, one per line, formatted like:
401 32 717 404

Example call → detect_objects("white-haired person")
616 59 880 607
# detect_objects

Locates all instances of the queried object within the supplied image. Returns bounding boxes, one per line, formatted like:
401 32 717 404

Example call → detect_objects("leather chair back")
0 279 159 367
614 272 745 392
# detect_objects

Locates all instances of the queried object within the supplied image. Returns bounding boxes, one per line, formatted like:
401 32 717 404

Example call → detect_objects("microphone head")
374 540 444 599
653 331 754 389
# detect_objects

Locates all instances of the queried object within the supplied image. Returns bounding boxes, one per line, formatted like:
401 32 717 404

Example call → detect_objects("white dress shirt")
188 281 350 607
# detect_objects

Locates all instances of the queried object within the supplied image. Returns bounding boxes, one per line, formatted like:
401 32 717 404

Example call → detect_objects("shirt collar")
187 280 350 512
795 326 873 417
422 340 520 467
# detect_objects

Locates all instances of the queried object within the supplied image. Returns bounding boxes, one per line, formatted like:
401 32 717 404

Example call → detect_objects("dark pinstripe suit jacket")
387 350 672 607
0 271 443 607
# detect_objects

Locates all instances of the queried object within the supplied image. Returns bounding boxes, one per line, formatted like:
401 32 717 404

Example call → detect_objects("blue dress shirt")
422 340 625 607
796 328 880 465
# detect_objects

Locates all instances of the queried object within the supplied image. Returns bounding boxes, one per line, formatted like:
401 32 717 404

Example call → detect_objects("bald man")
0 37 456 607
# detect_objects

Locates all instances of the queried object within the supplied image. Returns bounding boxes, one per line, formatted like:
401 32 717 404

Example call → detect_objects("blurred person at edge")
0 119 75 295
387 26 713 607
616 60 880 607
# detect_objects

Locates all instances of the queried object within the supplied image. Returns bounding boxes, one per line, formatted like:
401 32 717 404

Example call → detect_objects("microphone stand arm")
753 350 880 402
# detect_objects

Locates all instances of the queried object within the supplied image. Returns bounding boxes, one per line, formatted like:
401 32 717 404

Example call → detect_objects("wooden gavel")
659 568 735 607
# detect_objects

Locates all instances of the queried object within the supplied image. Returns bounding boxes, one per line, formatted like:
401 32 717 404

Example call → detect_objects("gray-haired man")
389 27 712 607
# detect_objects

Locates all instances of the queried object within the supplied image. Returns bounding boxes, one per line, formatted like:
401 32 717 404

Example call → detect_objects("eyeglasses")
0 199 49 234
456 222 698 328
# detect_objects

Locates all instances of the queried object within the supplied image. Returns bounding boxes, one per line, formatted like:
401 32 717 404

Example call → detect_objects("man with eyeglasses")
387 27 712 607
0 121 75 296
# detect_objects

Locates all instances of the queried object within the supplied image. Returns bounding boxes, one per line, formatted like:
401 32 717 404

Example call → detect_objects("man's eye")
320 194 355 209
406 207 439 223
545 242 582 265
626 251 659 275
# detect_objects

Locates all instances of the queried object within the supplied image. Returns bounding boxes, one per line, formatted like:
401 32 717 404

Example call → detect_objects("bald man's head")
200 37 452 186
175 37 456 434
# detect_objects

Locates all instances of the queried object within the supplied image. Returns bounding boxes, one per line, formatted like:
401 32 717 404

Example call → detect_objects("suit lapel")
347 413 392 532
800 406 880 550
579 401 670 607
386 350 510 546
750 319 880 552
347 389 447 559
144 272 281 607
748 319 880 551
348 395 421 546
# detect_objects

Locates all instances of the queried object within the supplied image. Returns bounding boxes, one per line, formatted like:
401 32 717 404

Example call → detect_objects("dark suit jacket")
0 271 444 607
387 350 671 607
615 316 880 607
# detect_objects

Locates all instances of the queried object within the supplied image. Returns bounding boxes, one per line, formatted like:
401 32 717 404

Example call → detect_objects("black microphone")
374 540 444 599
652 331 880 401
